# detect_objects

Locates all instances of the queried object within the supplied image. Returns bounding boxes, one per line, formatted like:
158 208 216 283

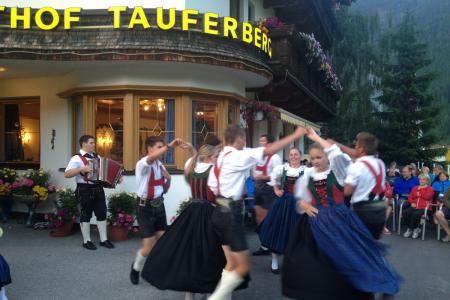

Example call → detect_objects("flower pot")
12 194 39 227
50 219 74 237
108 225 128 241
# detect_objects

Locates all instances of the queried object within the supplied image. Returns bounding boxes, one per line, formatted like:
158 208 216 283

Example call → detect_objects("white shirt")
345 155 386 204
294 144 350 211
184 157 213 173
252 153 282 185
208 146 265 201
135 157 167 199
65 149 101 184
271 163 306 187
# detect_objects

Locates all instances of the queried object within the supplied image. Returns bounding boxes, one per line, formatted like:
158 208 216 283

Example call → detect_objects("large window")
230 0 241 21
139 98 175 164
95 99 124 163
192 101 218 148
0 99 40 165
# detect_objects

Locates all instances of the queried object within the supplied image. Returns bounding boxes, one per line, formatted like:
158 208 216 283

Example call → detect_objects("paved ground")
1 221 450 300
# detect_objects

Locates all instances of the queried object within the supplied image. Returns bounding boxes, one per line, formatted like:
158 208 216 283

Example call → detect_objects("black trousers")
76 184 106 222
402 207 431 229
353 200 386 240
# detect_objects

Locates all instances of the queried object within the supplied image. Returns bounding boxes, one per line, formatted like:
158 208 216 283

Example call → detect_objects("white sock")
208 270 243 300
80 222 91 244
261 245 268 251
271 253 279 270
0 288 9 300
185 292 195 300
97 220 108 242
133 250 147 272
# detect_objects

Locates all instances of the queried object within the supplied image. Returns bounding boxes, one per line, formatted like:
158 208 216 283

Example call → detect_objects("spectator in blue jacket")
432 172 450 199
430 165 444 184
393 166 419 199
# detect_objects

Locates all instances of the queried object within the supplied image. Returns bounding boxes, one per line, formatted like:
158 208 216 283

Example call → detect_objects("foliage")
48 188 78 229
0 168 17 184
175 198 192 219
0 179 11 196
107 192 137 232
299 32 343 92
10 169 56 201
375 14 439 164
256 17 284 37
241 100 279 125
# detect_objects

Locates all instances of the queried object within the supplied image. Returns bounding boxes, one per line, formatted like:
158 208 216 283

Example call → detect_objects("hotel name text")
0 6 272 57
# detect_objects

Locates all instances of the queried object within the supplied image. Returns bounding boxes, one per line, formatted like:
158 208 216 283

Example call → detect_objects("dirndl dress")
141 166 226 293
258 192 300 254
0 254 11 289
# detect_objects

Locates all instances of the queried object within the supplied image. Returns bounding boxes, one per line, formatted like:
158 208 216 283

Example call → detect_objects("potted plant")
107 192 137 241
48 188 78 237
0 168 17 223
10 169 56 227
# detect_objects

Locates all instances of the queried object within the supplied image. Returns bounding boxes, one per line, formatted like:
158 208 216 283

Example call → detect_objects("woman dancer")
258 148 304 274
141 144 226 299
282 128 399 300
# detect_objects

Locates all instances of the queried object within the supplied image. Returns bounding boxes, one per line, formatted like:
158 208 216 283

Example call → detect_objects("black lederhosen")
352 200 386 240
136 197 167 238
254 180 276 209
211 198 247 252
76 183 107 223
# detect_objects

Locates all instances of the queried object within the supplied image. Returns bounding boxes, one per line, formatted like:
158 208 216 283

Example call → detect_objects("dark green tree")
375 14 440 164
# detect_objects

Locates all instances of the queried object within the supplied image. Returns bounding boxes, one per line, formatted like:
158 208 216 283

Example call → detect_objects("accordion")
86 157 123 188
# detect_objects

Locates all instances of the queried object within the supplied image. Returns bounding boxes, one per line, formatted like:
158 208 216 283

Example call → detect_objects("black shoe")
100 240 115 249
130 263 140 285
252 247 270 256
83 241 97 250
271 267 280 275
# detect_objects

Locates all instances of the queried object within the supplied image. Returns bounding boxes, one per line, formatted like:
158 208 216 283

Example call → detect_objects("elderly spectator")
435 186 450 242
409 164 419 177
432 172 450 198
389 162 400 176
421 166 430 176
402 175 434 239
393 166 420 199
430 165 444 184
386 168 399 186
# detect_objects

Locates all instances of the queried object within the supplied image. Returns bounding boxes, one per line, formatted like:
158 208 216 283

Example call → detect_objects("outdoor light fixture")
0 67 6 72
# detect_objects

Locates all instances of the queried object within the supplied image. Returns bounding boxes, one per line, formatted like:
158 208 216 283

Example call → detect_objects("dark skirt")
141 201 226 293
282 214 375 300
258 192 300 254
0 254 11 288
309 205 400 295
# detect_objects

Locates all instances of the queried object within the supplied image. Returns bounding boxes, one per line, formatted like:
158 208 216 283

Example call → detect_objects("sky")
0 1 185 9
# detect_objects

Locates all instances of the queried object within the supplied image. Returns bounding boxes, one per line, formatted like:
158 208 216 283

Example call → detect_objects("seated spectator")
430 164 444 185
409 163 419 177
431 172 450 198
386 168 399 186
435 186 450 242
394 166 420 199
383 181 394 235
402 175 434 239
421 166 430 176
389 161 400 176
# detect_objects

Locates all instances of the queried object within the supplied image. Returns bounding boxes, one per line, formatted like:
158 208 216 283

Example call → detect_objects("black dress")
141 166 226 293
0 254 11 289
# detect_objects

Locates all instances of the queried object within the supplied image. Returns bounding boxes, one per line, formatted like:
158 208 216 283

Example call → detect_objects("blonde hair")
418 174 430 185
185 145 218 178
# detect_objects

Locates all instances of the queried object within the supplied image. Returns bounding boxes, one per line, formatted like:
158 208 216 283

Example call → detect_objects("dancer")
343 132 387 240
0 253 10 300
207 124 306 300
252 134 282 256
129 136 181 285
141 143 226 300
258 148 304 274
282 128 399 300
64 135 115 250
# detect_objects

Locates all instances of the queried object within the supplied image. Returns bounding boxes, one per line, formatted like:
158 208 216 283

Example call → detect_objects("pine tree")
375 14 440 165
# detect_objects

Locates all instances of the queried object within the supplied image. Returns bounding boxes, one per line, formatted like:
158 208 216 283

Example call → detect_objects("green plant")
108 192 136 215
48 188 79 229
0 168 17 184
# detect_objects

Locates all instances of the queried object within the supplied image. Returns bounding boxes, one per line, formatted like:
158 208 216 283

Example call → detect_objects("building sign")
0 6 272 57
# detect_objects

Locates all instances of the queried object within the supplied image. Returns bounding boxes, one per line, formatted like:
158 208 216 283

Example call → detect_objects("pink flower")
12 181 19 189
0 179 3 185
118 213 124 218
126 215 133 222
56 219 62 227
113 222 117 226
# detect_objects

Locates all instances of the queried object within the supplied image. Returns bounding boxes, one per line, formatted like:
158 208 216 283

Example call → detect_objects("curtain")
164 99 175 164
4 104 24 161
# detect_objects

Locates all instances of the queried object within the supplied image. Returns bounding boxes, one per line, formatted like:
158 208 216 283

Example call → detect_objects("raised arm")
146 138 182 164
264 127 307 156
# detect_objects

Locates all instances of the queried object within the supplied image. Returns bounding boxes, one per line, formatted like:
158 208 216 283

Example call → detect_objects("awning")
278 108 321 131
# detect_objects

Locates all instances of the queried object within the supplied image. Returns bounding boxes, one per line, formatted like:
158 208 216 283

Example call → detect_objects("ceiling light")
0 67 7 72
144 105 149 111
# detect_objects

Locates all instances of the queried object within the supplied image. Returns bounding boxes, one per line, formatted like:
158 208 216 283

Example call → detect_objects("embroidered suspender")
360 160 384 200
255 155 273 175
77 153 98 183
213 151 232 197
147 163 165 200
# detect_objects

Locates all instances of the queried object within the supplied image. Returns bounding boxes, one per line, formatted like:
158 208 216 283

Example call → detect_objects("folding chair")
397 194 409 235
420 202 439 240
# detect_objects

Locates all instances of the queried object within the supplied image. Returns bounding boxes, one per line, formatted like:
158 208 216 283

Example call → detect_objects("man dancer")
343 132 387 240
64 135 115 250
207 124 306 300
129 136 181 285
252 134 282 256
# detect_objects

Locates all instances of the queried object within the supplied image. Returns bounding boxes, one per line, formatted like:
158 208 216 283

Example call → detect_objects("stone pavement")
1 222 450 300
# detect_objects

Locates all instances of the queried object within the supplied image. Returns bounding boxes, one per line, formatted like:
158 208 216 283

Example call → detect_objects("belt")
137 196 164 208
77 183 101 188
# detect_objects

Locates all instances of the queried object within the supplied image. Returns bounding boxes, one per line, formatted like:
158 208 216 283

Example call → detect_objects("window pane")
95 99 124 163
139 98 175 164
192 101 218 148
1 101 40 163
